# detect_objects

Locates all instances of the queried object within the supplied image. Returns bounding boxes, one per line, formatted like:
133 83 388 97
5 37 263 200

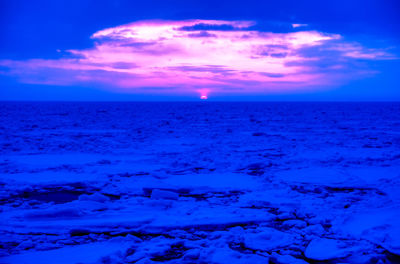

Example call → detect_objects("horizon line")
1 100 400 103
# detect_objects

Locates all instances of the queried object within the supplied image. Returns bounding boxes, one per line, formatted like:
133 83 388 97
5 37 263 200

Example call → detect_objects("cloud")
292 23 308 28
0 19 396 97
187 31 217 38
178 22 252 31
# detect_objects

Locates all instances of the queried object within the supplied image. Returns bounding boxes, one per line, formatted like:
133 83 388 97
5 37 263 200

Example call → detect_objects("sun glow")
200 95 208 100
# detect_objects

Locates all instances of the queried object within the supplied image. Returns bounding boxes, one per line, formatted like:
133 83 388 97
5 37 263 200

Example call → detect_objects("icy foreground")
0 102 400 264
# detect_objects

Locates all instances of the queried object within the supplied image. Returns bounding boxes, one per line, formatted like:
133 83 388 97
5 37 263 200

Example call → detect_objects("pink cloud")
0 20 395 97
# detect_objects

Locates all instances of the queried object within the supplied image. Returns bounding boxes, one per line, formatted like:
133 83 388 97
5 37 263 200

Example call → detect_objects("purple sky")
1 1 399 100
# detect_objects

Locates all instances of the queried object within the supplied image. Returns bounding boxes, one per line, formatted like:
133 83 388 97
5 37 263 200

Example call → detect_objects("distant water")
1 101 399 156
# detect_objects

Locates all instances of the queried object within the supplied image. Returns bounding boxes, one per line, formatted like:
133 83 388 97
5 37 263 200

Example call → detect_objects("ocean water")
1 102 400 263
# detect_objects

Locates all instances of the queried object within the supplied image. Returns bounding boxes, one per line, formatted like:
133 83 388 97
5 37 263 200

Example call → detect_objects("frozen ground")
0 102 400 264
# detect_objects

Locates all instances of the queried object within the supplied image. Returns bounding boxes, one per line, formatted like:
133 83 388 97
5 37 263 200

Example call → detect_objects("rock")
150 189 179 200
304 238 351 260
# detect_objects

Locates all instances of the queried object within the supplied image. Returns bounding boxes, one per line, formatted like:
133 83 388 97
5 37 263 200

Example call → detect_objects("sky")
0 0 399 101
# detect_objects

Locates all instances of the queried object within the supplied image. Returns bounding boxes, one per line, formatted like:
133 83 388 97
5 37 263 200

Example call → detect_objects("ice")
78 192 110 203
0 240 132 264
304 238 351 260
270 253 309 264
244 227 295 251
1 102 399 263
150 189 179 200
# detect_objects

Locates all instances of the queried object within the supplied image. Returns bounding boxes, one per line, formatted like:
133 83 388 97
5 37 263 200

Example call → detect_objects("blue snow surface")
0 101 400 264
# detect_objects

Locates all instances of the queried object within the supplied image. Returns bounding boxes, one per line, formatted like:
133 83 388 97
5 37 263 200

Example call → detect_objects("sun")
200 95 208 100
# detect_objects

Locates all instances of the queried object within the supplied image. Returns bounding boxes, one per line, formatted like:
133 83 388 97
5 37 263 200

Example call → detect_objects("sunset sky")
1 0 399 100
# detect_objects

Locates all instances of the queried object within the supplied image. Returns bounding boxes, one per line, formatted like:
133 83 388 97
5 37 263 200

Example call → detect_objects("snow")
304 238 351 260
79 192 111 203
0 101 399 263
0 240 132 264
150 189 179 200
244 227 295 251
